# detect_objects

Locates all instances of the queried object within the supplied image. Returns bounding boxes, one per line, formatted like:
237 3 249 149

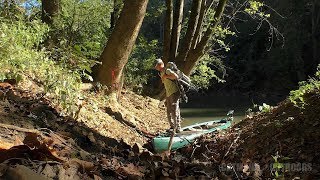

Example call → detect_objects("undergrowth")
289 65 320 107
0 17 82 116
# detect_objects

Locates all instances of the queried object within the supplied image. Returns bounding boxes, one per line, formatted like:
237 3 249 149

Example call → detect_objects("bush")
46 0 113 80
191 54 226 89
124 37 161 93
289 65 320 107
0 18 82 116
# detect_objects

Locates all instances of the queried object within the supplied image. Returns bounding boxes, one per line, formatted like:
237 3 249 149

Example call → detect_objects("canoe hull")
153 119 231 153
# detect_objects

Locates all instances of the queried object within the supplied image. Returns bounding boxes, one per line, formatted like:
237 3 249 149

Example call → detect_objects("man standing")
154 58 182 133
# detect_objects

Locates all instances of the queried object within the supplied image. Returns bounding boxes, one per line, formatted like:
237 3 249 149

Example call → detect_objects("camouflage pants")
165 92 181 130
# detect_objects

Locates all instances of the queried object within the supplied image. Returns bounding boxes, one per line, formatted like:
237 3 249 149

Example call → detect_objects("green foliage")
211 26 235 52
289 65 320 107
187 5 235 89
272 153 284 178
191 54 226 89
145 0 165 19
0 18 82 116
141 0 165 41
246 102 272 117
125 37 161 92
271 152 292 178
186 4 236 89
49 0 113 79
190 25 234 89
258 103 272 113
245 0 271 18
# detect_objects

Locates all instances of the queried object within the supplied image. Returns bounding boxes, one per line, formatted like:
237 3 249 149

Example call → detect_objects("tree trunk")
170 0 184 61
96 0 149 96
191 0 213 48
41 0 59 25
176 0 202 64
182 0 227 75
111 0 122 30
157 0 226 99
163 0 173 64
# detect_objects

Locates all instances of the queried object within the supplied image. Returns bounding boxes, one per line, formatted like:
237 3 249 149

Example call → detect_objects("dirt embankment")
0 81 171 179
182 91 320 179
0 80 319 179
0 80 169 145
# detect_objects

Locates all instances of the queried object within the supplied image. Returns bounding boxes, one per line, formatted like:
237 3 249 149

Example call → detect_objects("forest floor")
0 80 319 179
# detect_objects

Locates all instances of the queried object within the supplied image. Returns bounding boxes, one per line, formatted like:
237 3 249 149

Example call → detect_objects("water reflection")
179 93 283 127
180 108 246 127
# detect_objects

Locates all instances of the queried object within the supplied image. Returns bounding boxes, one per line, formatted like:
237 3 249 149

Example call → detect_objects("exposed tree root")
0 123 40 134
105 106 156 139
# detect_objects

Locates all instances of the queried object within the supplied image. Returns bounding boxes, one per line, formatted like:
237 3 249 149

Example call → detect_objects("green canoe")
152 118 232 153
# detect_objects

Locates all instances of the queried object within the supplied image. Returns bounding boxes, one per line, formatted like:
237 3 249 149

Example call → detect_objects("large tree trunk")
41 0 59 25
162 0 226 75
191 0 214 48
158 0 226 99
182 0 227 75
163 0 173 64
110 0 122 30
96 0 149 97
170 0 184 61
175 0 202 64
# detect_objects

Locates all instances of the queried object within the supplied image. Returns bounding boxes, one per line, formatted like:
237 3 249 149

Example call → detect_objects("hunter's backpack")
166 62 196 103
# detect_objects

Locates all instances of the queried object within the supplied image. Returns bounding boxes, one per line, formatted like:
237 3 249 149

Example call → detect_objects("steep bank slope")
0 81 169 146
184 91 320 179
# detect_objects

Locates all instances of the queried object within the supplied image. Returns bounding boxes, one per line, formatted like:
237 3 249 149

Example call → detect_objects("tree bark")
176 0 202 64
96 0 149 96
170 0 184 61
41 0 59 25
110 0 122 30
191 0 215 49
182 0 227 75
163 0 173 64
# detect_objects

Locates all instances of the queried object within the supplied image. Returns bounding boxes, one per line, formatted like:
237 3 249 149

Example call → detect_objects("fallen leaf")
117 163 144 178
69 158 95 171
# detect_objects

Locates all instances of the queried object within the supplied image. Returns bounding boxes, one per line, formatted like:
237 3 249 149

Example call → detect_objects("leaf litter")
0 80 319 179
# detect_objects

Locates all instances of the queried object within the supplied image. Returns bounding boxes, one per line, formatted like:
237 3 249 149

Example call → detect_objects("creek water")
180 107 247 127
179 94 253 127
